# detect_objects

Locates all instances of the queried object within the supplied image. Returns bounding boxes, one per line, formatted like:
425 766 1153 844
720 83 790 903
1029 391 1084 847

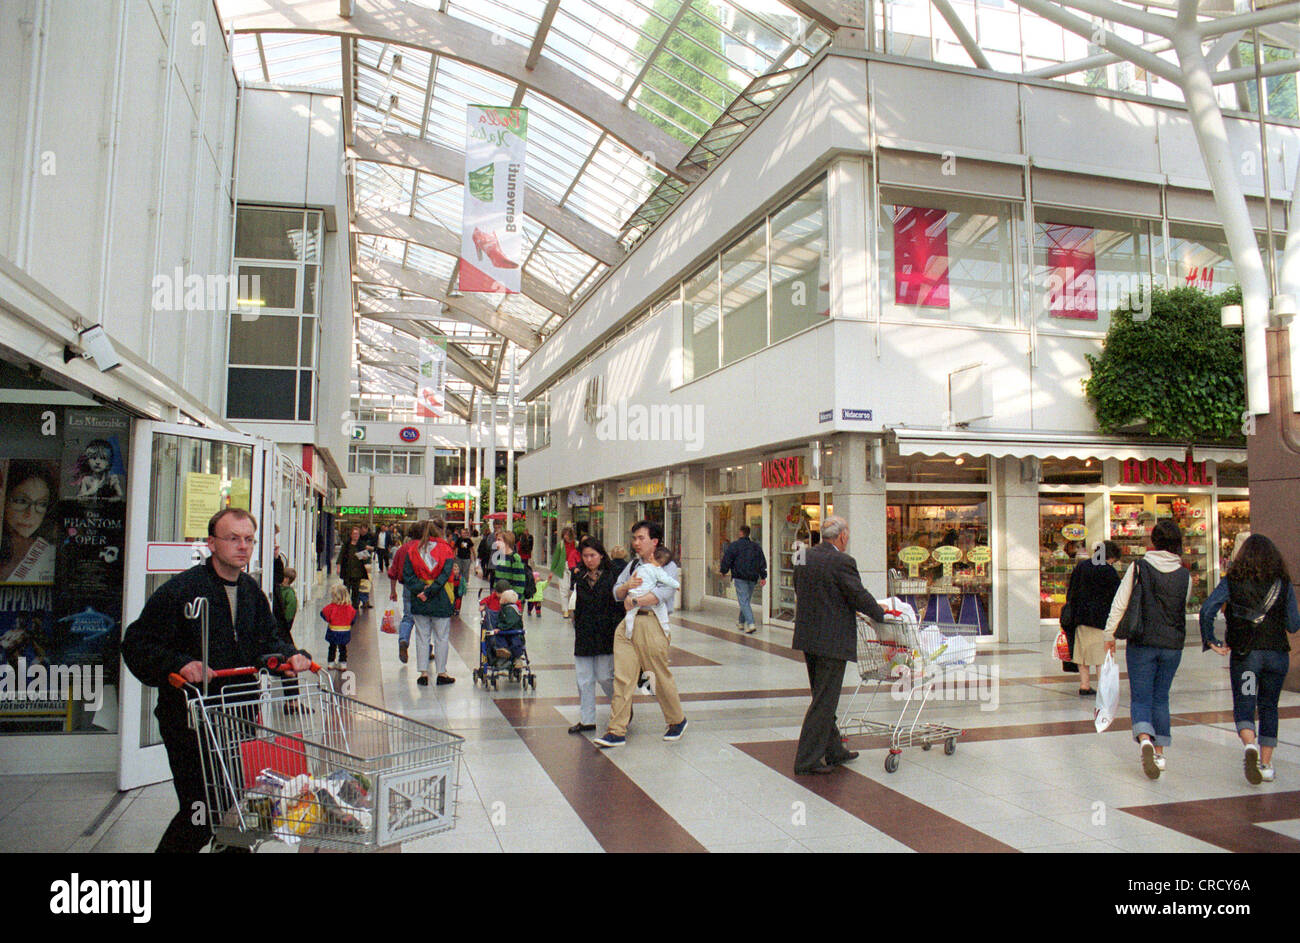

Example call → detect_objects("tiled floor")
5 569 1300 853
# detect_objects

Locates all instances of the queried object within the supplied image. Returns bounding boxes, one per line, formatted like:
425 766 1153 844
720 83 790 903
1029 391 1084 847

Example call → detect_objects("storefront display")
1217 498 1250 574
0 390 130 734
1109 493 1210 613
771 494 822 622
1039 497 1085 619
886 492 990 632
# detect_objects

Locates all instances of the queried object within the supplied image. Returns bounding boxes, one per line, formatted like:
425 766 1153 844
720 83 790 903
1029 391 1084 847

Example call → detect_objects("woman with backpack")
1103 520 1192 780
1200 534 1300 784
1062 541 1122 696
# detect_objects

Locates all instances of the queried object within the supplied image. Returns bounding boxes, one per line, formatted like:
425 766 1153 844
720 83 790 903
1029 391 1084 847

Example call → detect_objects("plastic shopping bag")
380 609 397 634
1094 652 1119 733
1053 629 1071 661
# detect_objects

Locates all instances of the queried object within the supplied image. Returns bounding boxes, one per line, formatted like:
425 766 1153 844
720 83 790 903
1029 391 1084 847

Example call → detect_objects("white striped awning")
890 429 1246 464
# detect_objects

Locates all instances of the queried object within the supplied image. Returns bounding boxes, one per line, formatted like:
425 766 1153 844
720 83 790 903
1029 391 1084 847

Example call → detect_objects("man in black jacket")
791 516 885 775
720 525 767 634
121 508 311 853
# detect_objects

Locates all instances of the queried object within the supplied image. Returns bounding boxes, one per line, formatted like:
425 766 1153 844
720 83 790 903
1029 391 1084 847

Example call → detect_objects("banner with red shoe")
460 105 528 294
416 339 447 419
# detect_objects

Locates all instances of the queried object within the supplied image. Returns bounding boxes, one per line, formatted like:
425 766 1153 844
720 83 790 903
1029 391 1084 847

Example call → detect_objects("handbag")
1114 560 1144 641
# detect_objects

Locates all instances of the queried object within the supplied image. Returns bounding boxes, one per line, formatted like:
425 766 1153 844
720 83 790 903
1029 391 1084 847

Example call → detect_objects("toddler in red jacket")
321 582 358 670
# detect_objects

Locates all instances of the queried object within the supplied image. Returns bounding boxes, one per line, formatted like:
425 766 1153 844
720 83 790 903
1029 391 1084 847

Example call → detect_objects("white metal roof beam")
525 0 561 71
1197 2 1300 39
221 0 698 181
359 319 495 389
930 0 995 69
351 127 622 265
1008 0 1184 82
777 0 866 29
357 355 471 418
1049 0 1176 37
355 256 543 350
353 205 571 317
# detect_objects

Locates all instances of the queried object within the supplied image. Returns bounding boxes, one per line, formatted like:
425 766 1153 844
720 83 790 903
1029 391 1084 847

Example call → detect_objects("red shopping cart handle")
167 658 321 689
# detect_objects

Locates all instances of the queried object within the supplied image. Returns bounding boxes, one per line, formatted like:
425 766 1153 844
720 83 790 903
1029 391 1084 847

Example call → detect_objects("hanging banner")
416 340 447 420
893 206 950 308
460 105 528 294
1044 223 1097 320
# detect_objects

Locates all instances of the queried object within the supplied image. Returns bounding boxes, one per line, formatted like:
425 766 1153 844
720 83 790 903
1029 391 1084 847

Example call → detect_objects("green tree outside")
634 0 740 144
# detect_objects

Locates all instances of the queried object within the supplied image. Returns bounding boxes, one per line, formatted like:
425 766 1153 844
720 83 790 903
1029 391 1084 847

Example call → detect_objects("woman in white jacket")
1103 520 1192 780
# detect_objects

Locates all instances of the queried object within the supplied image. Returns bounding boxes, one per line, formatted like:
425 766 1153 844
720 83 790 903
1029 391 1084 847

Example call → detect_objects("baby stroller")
472 605 537 691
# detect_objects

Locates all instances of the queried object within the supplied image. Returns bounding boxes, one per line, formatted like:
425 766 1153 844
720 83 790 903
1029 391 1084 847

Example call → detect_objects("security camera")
78 325 122 372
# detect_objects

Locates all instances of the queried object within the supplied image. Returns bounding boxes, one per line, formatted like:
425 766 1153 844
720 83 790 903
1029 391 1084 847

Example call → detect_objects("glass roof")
220 0 1297 406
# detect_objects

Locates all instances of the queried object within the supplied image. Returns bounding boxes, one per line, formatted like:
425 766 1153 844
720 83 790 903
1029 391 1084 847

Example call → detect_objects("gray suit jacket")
792 542 885 661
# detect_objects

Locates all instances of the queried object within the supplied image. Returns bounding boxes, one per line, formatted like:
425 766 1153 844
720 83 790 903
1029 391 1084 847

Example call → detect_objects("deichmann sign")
761 455 806 489
338 506 407 515
1120 457 1213 486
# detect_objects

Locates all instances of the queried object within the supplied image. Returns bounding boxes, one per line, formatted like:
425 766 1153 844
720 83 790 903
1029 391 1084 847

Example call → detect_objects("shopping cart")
172 658 463 851
839 609 982 773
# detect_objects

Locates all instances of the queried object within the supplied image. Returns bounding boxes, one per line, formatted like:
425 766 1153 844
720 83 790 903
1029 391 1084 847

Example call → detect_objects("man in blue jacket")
122 508 311 852
720 525 767 634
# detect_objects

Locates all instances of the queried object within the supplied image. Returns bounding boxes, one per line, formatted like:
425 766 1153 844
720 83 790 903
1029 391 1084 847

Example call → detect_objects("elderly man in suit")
792 515 886 775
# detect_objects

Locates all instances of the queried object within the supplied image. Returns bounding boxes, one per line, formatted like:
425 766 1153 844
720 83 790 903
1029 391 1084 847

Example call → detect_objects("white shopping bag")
1095 652 1119 733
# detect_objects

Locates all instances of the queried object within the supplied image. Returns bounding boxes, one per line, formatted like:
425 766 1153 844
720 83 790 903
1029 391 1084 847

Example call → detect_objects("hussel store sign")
1119 457 1213 486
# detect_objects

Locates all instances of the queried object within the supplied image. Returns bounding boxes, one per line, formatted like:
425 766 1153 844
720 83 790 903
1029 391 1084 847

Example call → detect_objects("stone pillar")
833 433 887 598
998 457 1042 645
681 464 706 610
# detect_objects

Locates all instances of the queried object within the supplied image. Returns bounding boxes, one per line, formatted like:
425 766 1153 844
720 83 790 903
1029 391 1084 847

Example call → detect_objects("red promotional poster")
1044 223 1097 320
893 206 950 308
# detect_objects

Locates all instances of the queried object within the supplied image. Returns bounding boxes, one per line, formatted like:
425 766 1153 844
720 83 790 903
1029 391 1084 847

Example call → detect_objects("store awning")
890 429 1245 464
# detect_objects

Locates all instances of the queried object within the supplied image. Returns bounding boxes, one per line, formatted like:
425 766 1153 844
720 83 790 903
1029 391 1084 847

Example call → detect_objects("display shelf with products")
1109 493 1209 613
886 496 992 632
1039 498 1084 619
1217 499 1250 575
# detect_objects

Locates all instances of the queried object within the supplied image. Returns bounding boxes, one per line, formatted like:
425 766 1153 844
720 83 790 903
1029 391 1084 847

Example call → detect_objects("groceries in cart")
237 767 375 846
878 598 976 674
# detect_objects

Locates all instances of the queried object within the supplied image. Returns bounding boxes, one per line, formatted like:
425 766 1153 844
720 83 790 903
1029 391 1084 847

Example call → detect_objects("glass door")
118 422 264 790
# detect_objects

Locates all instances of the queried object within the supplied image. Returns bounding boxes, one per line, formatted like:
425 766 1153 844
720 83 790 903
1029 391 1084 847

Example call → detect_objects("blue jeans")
398 587 415 645
734 579 757 626
1126 643 1183 746
1229 649 1290 748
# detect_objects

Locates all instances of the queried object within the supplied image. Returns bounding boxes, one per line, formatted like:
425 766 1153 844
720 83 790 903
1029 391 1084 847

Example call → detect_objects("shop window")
433 450 463 485
1034 212 1151 333
1218 498 1250 574
707 500 764 601
886 492 992 633
1039 496 1088 619
721 225 769 366
1110 493 1210 613
771 494 822 622
1041 457 1103 486
878 189 1020 327
682 263 719 381
226 368 297 421
1216 461 1248 488
886 453 988 484
705 462 762 495
770 179 828 343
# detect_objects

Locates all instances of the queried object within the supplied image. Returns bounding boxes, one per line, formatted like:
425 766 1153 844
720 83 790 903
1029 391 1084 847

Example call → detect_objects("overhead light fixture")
954 456 965 465
1220 304 1243 328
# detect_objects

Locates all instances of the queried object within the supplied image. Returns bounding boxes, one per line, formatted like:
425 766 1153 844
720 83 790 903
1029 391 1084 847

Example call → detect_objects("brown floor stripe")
1120 792 1300 853
735 739 1018 853
494 700 708 853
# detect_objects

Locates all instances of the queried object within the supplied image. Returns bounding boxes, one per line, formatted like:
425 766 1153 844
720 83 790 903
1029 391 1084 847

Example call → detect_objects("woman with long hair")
1200 534 1300 784
568 537 622 734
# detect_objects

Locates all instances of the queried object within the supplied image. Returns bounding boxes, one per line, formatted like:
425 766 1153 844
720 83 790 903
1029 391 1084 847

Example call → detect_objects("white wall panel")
238 90 312 205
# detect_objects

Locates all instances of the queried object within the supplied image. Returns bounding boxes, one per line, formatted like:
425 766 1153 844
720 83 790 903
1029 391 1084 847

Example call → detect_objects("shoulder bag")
1114 560 1144 641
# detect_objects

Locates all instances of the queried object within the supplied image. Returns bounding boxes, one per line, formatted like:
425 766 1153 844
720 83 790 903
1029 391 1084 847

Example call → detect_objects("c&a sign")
762 454 807 489
1120 457 1213 486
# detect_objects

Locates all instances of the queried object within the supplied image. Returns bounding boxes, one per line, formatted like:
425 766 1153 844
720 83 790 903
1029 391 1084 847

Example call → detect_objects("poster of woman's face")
0 459 60 585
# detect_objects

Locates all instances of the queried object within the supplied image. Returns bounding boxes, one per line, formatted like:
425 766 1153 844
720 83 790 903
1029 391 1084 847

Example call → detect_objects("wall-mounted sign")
761 455 806 490
841 409 873 421
818 409 833 423
898 545 930 577
398 426 420 443
445 498 468 513
338 506 408 516
1120 457 1213 487
622 479 665 499
351 426 366 441
1061 523 1087 541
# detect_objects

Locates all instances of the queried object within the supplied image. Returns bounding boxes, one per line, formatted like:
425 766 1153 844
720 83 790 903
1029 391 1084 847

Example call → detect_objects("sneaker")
663 718 688 741
743 624 757 635
1244 744 1262 785
1260 764 1276 782
593 732 626 748
399 640 409 664
1141 740 1160 779
339 661 348 671
1153 753 1166 772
